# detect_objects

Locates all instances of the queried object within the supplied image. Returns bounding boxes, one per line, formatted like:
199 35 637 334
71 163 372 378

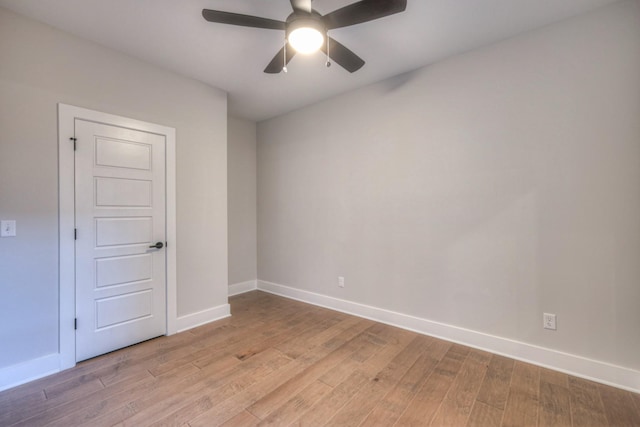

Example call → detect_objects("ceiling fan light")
288 27 324 54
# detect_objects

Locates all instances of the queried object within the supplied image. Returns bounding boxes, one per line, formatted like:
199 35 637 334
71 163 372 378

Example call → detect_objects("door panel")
95 217 153 246
95 177 152 207
95 290 153 329
95 138 152 170
75 119 166 362
95 254 153 288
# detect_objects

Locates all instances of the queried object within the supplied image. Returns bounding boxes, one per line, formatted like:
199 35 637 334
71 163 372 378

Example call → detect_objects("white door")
75 119 167 361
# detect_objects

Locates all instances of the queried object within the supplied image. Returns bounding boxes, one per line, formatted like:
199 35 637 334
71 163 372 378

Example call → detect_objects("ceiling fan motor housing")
285 11 327 54
285 10 326 35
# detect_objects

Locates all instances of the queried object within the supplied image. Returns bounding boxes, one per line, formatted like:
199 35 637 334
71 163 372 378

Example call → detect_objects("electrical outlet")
543 313 557 330
1 220 16 237
338 276 345 288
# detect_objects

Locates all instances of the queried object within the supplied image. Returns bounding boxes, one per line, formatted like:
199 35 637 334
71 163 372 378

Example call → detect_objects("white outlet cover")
1 220 16 237
543 313 557 330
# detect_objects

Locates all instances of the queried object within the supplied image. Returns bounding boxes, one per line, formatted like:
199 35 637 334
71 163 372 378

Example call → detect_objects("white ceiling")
0 0 620 121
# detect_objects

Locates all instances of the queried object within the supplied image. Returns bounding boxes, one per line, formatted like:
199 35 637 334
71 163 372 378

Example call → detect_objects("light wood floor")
2 291 639 426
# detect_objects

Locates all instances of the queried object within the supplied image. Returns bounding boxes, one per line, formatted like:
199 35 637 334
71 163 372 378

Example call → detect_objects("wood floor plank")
350 332 387 362
294 370 370 427
326 334 434 426
360 339 449 426
146 324 244 376
274 315 346 358
598 383 640 426
277 316 364 361
395 344 469 426
41 322 227 394
539 367 569 388
502 361 540 427
1 291 638 427
0 329 199 406
232 312 332 363
318 325 415 388
10 369 155 427
187 358 311 427
97 359 156 388
124 349 291 427
429 349 492 426
319 318 376 353
466 400 503 427
568 376 609 426
632 392 640 420
0 389 46 425
219 410 260 427
256 380 332 426
44 373 104 401
72 353 242 427
5 364 147 426
246 325 380 420
475 354 514 410
189 308 325 372
315 334 386 389
187 318 376 426
47 364 202 427
0 382 46 416
297 328 416 426
538 379 572 426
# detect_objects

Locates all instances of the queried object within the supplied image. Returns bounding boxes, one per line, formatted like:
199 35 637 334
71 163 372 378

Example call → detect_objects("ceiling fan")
202 0 407 74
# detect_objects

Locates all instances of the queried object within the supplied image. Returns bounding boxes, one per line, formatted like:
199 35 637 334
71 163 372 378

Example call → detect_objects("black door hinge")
70 137 77 151
74 318 77 330
74 229 77 240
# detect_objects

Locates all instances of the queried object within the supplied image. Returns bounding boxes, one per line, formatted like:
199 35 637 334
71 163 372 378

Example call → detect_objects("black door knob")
149 241 164 249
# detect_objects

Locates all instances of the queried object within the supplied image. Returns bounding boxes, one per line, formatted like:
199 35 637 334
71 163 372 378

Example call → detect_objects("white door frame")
58 103 177 370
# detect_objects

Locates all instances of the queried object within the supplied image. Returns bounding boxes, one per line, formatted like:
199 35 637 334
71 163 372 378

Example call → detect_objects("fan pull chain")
325 34 331 68
283 39 288 73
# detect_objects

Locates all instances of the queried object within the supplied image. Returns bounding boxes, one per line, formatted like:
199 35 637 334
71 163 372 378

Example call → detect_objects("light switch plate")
1 220 16 237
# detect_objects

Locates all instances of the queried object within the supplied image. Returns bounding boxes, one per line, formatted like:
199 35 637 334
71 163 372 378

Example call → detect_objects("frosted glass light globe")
288 27 324 54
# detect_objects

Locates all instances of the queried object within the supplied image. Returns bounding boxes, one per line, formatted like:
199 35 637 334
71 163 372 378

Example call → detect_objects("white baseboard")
228 280 258 297
4 287 637 394
0 353 61 392
176 303 231 333
257 280 640 393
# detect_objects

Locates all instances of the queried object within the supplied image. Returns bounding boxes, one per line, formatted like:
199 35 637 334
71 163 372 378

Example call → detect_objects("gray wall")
0 7 228 369
258 1 640 371
228 116 257 285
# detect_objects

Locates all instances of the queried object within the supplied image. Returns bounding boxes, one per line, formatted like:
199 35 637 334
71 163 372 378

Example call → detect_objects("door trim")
58 103 177 370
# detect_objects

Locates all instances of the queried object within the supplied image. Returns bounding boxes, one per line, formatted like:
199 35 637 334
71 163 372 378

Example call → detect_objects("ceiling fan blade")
320 37 365 73
264 45 297 73
202 9 286 30
290 0 312 13
322 0 407 30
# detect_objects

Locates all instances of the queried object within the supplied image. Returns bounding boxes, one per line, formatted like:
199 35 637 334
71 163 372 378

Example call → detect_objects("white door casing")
59 104 177 369
75 120 166 361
